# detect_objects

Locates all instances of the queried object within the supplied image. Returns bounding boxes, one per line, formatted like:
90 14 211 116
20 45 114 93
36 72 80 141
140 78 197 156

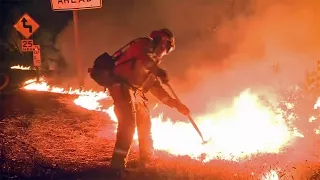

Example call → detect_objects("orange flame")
21 78 301 163
314 97 320 110
261 169 279 180
23 78 107 97
104 90 302 162
10 65 32 70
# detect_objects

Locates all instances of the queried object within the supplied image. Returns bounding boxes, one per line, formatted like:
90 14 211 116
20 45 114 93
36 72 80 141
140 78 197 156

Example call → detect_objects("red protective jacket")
113 38 177 108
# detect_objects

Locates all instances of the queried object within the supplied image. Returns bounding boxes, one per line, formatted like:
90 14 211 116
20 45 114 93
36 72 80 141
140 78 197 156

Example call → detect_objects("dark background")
0 0 71 69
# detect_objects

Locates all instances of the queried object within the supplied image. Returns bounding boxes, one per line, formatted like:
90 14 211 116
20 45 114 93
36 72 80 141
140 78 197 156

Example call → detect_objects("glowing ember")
314 97 320 109
261 169 279 180
10 65 31 70
22 78 299 162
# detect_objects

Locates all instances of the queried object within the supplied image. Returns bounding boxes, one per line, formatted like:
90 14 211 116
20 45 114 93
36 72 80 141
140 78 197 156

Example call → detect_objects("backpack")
88 52 116 87
88 38 149 87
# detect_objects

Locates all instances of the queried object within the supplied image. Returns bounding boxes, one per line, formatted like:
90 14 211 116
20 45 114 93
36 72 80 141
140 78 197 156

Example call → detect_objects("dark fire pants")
108 83 153 168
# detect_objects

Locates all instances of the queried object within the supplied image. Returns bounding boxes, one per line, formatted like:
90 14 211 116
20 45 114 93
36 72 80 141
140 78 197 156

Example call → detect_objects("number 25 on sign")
21 40 34 52
33 45 41 67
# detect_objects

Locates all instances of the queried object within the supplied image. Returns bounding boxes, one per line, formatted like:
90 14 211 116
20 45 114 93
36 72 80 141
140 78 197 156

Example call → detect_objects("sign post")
72 10 83 89
33 45 41 67
33 45 41 81
14 13 40 74
50 0 102 89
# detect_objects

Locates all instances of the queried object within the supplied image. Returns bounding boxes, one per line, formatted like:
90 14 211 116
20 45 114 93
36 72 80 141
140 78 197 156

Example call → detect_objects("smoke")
55 0 320 111
54 0 248 87
176 0 320 114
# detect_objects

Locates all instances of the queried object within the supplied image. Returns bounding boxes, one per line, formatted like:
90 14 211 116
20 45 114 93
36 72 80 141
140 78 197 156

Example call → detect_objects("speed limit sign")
33 45 41 67
21 40 34 52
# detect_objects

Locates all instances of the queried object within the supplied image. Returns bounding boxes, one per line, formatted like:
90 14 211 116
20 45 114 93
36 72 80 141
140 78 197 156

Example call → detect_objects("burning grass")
21 79 301 161
10 65 32 70
0 90 320 179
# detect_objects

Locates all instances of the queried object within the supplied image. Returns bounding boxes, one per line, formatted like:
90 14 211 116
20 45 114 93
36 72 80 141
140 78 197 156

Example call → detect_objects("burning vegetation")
10 65 32 70
6 69 317 179
2 0 320 179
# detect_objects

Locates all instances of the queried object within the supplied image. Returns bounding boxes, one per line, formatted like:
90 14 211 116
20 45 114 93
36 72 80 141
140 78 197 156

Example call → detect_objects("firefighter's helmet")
150 28 175 53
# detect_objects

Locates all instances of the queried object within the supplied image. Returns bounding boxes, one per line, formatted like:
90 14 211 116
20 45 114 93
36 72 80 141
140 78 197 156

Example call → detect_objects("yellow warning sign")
14 13 40 39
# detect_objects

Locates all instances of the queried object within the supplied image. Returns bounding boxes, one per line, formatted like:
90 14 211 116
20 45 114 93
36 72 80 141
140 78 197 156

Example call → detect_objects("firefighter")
108 28 190 175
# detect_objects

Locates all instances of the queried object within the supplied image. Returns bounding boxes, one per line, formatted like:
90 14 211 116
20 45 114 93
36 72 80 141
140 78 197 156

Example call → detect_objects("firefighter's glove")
157 68 169 84
175 101 190 116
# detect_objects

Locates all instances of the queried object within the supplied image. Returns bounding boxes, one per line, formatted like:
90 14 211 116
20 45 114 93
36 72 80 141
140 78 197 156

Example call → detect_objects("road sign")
50 0 102 11
14 13 40 39
33 45 41 67
21 39 34 52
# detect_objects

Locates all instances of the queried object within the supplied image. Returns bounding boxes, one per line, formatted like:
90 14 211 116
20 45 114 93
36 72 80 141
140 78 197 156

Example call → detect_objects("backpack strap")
113 37 153 67
112 37 152 57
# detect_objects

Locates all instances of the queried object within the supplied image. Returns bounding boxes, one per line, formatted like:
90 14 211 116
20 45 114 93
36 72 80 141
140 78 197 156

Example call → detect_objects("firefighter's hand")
157 68 169 84
175 101 190 116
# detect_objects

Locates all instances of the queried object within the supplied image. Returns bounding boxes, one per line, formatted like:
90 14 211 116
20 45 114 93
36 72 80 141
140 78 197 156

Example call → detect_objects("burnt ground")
0 90 320 180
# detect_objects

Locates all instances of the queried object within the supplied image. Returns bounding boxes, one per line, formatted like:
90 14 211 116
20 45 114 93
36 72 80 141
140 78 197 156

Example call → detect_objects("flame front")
11 65 32 70
21 78 299 163
151 90 295 162
261 169 279 180
101 90 297 162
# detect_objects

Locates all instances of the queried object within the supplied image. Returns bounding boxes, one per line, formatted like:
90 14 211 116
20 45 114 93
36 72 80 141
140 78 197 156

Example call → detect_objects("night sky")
0 0 72 68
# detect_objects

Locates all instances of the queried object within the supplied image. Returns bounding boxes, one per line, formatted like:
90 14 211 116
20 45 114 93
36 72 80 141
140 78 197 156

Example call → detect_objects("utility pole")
50 0 103 90
72 10 84 90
